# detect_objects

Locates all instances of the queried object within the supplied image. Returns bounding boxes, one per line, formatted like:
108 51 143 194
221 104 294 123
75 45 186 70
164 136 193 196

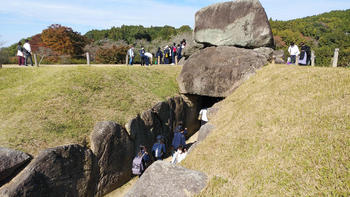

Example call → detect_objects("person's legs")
290 55 296 64
24 55 28 66
129 57 133 65
18 56 21 65
28 54 33 66
201 120 207 126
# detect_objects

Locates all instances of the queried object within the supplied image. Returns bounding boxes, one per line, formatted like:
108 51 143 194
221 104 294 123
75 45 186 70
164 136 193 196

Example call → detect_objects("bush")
95 45 129 64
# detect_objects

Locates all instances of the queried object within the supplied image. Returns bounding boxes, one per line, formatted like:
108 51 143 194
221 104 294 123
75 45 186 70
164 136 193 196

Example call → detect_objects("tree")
0 36 7 65
41 24 88 56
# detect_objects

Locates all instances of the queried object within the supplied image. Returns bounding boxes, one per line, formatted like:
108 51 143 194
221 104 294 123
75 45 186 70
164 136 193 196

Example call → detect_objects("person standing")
23 40 33 66
172 127 186 154
177 44 182 62
199 108 208 126
128 46 135 65
288 42 300 65
165 46 171 64
171 43 177 65
152 135 166 161
139 46 145 66
16 42 25 66
156 47 163 64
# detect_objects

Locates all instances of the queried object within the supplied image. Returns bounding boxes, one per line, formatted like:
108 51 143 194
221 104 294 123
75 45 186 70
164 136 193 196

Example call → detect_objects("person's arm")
171 152 178 164
161 144 166 154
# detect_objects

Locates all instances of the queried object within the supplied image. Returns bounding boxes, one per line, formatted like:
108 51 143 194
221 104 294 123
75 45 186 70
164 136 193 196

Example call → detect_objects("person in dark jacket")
139 47 145 66
172 127 186 153
177 44 182 62
139 145 150 169
156 47 163 64
152 136 166 160
164 46 170 64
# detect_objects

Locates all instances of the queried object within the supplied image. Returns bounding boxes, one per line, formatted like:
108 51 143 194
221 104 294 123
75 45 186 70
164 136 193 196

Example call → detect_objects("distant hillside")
0 66 181 155
270 9 350 67
183 64 350 196
85 25 192 44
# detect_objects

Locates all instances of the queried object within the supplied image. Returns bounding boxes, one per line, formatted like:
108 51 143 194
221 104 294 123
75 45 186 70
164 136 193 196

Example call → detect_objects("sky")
0 0 349 46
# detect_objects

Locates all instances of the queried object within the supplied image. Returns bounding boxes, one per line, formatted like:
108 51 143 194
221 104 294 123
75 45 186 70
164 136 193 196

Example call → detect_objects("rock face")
0 148 32 187
90 121 134 196
0 145 97 197
126 96 200 155
273 49 285 64
178 46 268 97
90 122 134 196
125 161 208 197
194 0 274 48
197 123 216 142
254 47 274 62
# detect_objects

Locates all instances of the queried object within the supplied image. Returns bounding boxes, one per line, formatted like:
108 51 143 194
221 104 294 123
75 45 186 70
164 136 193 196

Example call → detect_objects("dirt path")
105 131 199 197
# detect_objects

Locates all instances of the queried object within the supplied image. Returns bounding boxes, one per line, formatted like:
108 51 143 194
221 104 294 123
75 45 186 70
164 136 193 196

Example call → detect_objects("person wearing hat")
152 135 166 160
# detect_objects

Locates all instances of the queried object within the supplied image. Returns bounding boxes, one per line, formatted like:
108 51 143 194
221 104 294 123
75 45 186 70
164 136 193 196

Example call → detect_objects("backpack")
132 154 145 175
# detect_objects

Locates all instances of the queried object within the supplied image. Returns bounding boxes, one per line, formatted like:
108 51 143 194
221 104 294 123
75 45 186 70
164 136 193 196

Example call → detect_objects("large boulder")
0 145 97 197
254 47 274 62
125 161 208 197
194 0 274 48
90 121 134 196
0 148 32 187
273 49 285 64
178 46 268 97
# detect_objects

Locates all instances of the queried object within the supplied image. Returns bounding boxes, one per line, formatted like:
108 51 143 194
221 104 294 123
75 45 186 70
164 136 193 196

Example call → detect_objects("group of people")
288 42 312 66
127 39 187 66
16 40 34 66
131 122 189 177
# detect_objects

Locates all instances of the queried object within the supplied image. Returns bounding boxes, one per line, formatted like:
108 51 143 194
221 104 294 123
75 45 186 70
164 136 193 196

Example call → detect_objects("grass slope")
0 66 181 155
182 64 350 196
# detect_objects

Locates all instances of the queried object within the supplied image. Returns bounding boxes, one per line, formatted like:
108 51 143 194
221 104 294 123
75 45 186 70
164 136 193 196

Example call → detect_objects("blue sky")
0 0 349 46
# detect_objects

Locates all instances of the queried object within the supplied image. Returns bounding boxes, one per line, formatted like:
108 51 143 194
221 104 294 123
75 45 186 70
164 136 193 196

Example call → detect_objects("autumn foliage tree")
41 24 88 56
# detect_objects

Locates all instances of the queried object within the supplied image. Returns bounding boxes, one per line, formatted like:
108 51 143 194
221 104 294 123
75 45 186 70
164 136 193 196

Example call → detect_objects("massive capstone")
194 0 274 48
178 46 268 97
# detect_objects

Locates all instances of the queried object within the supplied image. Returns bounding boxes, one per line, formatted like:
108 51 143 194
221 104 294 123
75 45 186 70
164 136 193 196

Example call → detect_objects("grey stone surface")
273 49 285 64
0 145 97 197
254 47 274 62
90 121 134 196
194 0 274 48
125 161 208 197
197 123 216 142
178 46 268 97
0 148 32 187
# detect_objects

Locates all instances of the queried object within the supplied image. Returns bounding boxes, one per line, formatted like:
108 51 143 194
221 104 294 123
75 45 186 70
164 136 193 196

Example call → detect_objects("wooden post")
332 48 339 67
311 50 315 66
158 56 160 65
175 56 178 65
34 54 38 67
86 52 90 66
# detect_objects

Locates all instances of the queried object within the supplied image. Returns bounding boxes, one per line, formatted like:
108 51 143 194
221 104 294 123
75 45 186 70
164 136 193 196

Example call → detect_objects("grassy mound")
182 64 350 196
0 66 181 155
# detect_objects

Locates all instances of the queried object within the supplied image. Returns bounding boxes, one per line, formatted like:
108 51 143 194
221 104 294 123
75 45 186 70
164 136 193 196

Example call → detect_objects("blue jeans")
129 57 133 65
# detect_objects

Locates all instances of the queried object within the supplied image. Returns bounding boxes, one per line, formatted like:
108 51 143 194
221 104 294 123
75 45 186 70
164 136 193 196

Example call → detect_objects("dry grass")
0 65 181 155
182 64 350 196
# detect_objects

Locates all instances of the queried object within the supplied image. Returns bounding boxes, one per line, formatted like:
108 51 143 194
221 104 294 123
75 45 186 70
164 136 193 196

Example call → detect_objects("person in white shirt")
127 46 135 66
199 108 208 126
288 42 300 65
171 145 187 164
144 52 153 66
23 39 33 66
